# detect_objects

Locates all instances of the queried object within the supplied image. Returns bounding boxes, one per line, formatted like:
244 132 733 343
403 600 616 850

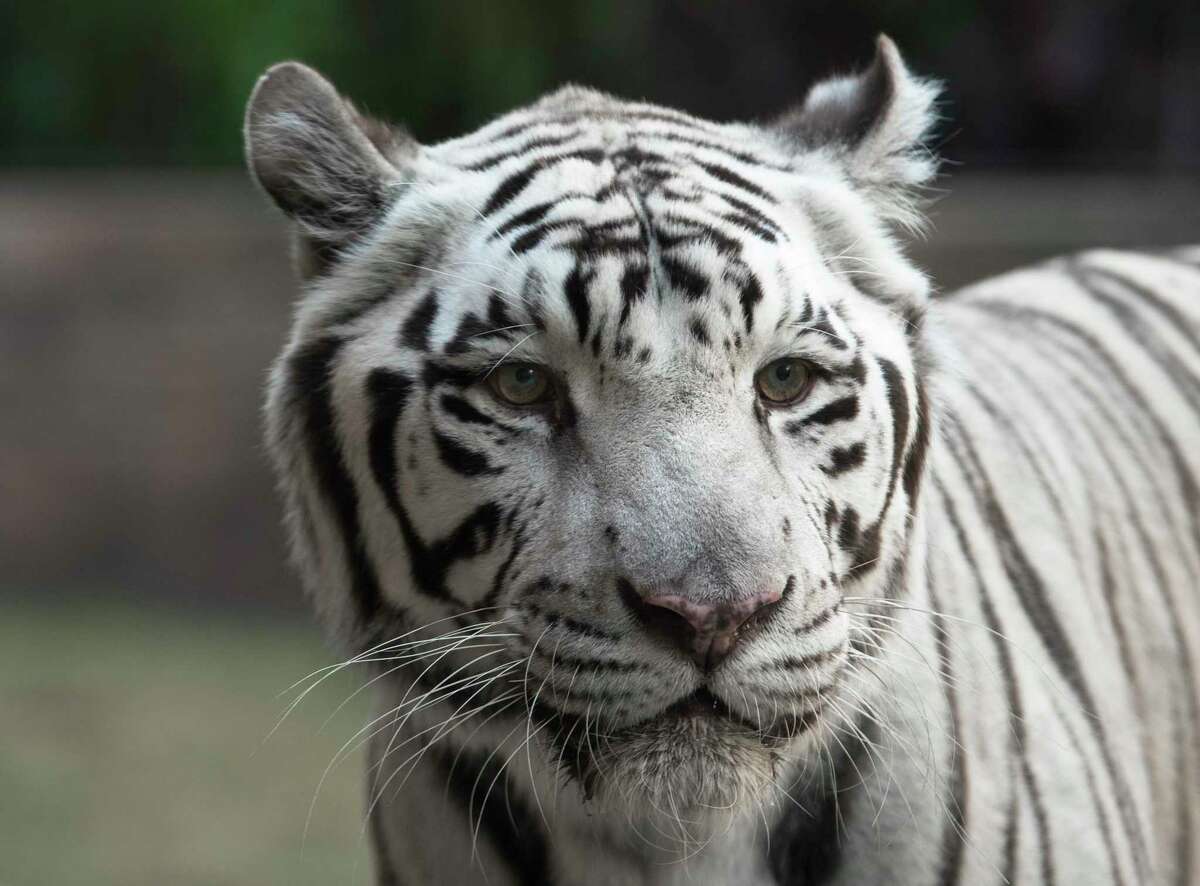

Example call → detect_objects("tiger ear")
770 35 940 229
244 62 417 277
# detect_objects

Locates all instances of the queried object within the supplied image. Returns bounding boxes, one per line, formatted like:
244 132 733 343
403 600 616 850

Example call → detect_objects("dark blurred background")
2 3 1198 884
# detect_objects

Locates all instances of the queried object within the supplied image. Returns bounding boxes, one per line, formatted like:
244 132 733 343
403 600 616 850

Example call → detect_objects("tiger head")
248 35 937 819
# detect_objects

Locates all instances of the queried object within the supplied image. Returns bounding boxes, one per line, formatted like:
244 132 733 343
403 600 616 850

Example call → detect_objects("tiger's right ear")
244 62 416 277
769 36 939 232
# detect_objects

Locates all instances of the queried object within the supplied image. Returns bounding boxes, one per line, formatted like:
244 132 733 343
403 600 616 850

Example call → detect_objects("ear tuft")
772 35 941 229
244 62 416 276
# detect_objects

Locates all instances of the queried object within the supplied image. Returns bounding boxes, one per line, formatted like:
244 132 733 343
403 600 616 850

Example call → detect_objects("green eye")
755 358 813 405
488 363 552 406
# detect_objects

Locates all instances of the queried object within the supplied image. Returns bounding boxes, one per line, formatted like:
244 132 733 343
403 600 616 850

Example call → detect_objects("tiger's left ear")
244 62 418 278
771 35 940 230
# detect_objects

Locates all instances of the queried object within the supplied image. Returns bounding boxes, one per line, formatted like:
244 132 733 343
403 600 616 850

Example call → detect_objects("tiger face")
249 36 937 815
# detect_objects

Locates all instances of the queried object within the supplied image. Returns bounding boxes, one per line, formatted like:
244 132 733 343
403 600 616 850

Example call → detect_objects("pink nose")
620 582 784 671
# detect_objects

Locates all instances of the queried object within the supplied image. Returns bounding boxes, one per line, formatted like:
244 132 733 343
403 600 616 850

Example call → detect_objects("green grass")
0 597 374 886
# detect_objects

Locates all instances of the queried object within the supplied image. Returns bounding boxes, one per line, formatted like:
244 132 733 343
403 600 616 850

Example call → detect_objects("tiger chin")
550 686 820 816
572 709 785 838
247 31 1200 886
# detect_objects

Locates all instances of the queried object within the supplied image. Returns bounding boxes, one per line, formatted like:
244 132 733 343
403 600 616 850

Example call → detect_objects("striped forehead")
413 119 844 359
447 114 800 259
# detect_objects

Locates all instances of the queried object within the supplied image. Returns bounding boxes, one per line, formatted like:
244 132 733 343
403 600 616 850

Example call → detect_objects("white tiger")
245 35 1200 885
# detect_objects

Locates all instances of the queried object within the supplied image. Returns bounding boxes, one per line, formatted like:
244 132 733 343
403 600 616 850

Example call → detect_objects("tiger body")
245 37 1200 886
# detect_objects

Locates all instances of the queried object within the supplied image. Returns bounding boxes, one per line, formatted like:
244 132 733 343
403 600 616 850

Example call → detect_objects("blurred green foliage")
0 0 650 165
2 1 1195 167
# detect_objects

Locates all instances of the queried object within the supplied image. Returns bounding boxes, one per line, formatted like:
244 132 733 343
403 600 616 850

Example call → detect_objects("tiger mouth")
659 686 752 727
663 687 731 719
641 686 824 744
539 683 830 801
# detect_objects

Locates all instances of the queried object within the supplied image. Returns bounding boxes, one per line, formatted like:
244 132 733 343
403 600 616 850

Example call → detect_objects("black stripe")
1049 306 1198 562
436 746 553 885
1000 319 1200 613
399 289 440 351
482 164 543 218
492 200 557 238
1045 676 1131 886
809 309 848 349
944 417 1150 878
657 217 744 259
288 336 383 625
660 255 709 300
901 379 931 507
943 418 1094 707
739 273 763 333
960 339 1150 725
1171 694 1195 886
1074 260 1200 362
486 292 516 333
563 265 591 344
462 116 573 148
877 358 911 518
444 311 516 355
618 263 648 327
513 220 575 254
432 429 502 477
822 441 867 476
558 615 618 644
995 321 1200 882
528 645 645 675
971 300 1200 563
1089 484 1150 703
959 374 1082 564
972 298 1200 681
787 394 859 431
927 573 967 886
935 479 1056 886
366 369 504 604
1002 771 1020 883
977 323 1197 588
562 232 647 260
716 192 784 238
365 368 446 604
482 150 605 216
439 393 498 427
609 143 675 171
587 107 726 134
696 160 777 203
794 604 840 635
465 129 582 171
837 507 862 555
1066 262 1200 416
720 211 779 243
629 128 790 170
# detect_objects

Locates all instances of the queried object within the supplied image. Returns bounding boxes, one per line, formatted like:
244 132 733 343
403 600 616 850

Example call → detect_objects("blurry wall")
2 1 1199 611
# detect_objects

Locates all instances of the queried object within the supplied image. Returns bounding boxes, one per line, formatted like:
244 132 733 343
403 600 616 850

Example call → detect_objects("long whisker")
307 651 518 845
264 609 507 743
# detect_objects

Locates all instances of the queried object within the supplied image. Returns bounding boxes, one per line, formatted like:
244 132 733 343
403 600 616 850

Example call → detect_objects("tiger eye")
754 358 813 405
489 363 552 406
